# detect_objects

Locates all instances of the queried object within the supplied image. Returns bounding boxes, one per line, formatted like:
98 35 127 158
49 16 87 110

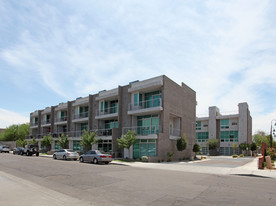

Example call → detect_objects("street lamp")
270 119 276 147
190 122 196 161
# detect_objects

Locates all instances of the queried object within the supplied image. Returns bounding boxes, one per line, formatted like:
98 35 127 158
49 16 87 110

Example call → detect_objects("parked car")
13 147 24 155
53 149 79 161
21 144 39 156
0 145 10 153
79 150 112 164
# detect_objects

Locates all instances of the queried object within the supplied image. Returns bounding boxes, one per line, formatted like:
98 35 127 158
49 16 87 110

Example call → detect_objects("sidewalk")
112 157 276 178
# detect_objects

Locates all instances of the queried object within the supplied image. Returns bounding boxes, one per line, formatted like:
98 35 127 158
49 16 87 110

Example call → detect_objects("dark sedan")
13 147 24 155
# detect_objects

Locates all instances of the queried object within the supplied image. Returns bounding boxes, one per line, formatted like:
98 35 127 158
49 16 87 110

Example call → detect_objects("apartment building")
196 102 252 155
28 75 196 161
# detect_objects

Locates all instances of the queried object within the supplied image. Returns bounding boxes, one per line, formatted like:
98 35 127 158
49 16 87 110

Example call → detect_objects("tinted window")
91 151 96 154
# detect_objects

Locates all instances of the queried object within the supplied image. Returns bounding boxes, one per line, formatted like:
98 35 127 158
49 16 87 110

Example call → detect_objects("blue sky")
0 0 275 133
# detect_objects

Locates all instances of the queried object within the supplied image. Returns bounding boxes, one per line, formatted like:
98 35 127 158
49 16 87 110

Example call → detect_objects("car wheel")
79 157 84 163
63 155 67 160
93 158 98 164
53 154 56 159
26 151 30 156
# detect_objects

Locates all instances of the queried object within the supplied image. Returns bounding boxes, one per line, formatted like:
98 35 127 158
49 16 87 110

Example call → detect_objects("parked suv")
0 145 10 153
21 144 39 156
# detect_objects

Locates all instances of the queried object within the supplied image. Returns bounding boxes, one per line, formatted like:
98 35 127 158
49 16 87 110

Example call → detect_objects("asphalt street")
0 153 276 206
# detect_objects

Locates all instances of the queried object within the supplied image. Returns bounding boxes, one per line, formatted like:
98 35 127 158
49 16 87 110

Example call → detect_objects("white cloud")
0 108 29 128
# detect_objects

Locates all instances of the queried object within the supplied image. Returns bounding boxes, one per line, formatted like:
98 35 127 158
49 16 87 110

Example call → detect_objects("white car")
0 145 10 153
53 149 79 160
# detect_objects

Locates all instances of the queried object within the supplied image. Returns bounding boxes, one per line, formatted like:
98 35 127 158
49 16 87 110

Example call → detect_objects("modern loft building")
196 102 252 155
28 75 196 161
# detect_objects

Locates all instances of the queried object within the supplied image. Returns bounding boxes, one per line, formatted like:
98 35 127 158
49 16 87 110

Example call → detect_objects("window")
232 122 238 126
98 140 112 153
145 91 161 108
196 121 201 130
133 139 156 159
196 132 209 142
220 131 238 142
137 115 159 135
110 100 118 113
73 141 82 151
55 141 61 150
221 119 229 129
134 93 139 106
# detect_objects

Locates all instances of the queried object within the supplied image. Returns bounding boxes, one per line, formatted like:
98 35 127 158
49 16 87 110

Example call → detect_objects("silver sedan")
53 149 79 161
79 150 112 164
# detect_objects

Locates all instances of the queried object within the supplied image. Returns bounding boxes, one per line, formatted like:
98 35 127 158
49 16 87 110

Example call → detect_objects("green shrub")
167 152 174 162
141 156 148 162
232 154 238 158
263 162 267 168
239 154 244 157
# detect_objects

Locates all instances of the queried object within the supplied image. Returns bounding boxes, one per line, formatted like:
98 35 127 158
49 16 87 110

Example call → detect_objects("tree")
239 142 250 154
207 139 219 155
232 143 238 155
16 139 27 147
29 138 37 145
177 133 188 151
251 142 257 152
80 130 98 152
117 131 136 158
0 123 29 141
41 135 53 152
193 143 201 157
253 130 269 147
58 133 69 149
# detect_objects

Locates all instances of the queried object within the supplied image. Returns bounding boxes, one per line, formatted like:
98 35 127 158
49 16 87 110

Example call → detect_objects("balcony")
30 122 38 128
95 128 113 136
122 125 161 139
41 119 51 127
128 98 163 116
55 116 68 125
72 112 89 123
95 106 118 120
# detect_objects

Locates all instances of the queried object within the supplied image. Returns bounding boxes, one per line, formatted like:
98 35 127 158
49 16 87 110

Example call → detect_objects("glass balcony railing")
123 125 161 136
56 116 67 122
30 122 38 127
129 98 162 111
74 112 89 119
42 119 51 125
96 105 118 116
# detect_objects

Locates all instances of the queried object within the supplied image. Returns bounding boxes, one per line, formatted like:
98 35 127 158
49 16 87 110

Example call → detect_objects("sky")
0 0 275 134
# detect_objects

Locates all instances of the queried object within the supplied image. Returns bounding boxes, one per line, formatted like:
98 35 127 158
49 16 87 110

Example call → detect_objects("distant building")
27 75 196 161
0 128 5 134
196 103 252 155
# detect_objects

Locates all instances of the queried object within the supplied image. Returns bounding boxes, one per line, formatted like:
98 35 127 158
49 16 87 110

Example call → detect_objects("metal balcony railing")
74 112 89 119
96 105 118 116
123 125 161 136
128 98 162 111
95 128 113 136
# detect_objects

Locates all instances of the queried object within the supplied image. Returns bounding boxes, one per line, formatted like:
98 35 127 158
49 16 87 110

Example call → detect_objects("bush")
232 154 238 158
177 134 187 151
239 154 244 157
167 152 174 162
141 156 148 162
263 162 267 168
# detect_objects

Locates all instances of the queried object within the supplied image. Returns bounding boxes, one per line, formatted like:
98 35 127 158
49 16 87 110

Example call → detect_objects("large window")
137 115 159 135
98 140 112 153
105 120 118 129
196 132 209 142
145 91 161 108
196 121 201 130
110 100 118 113
73 141 82 151
133 139 156 159
220 131 238 142
221 119 229 129
81 123 88 132
55 141 61 150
